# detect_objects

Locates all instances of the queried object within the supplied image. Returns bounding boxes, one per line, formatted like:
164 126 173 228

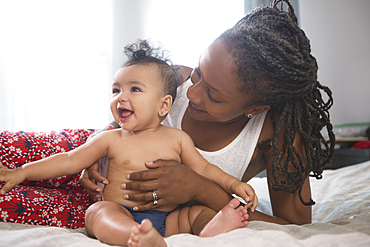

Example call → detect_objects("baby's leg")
166 198 249 237
177 204 218 235
127 219 167 247
126 198 249 246
85 201 137 246
126 207 188 247
199 198 249 237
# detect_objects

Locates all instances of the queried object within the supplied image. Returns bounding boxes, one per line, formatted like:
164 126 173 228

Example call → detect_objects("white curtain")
0 0 244 132
0 0 112 131
142 0 245 67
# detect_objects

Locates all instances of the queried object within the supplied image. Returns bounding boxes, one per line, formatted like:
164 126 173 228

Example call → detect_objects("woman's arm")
247 177 311 225
263 133 312 225
248 111 312 225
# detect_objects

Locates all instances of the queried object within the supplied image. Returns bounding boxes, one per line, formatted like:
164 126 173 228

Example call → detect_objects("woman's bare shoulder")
258 110 275 142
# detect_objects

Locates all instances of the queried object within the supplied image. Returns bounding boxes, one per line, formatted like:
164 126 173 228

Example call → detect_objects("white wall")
110 0 149 81
299 0 370 126
110 0 244 78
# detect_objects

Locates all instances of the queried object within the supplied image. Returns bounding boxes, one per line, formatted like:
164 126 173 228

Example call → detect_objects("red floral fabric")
354 141 370 149
0 129 97 228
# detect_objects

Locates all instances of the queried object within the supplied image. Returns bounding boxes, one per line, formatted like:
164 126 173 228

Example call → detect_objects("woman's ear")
159 95 173 117
245 105 271 118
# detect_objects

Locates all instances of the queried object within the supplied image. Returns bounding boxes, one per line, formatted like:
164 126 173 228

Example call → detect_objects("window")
143 0 245 66
0 0 244 132
0 0 111 131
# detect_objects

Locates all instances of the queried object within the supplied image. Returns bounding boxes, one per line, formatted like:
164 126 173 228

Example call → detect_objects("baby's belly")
102 182 177 212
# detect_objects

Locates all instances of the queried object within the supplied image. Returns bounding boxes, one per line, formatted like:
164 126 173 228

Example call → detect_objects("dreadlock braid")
219 0 335 205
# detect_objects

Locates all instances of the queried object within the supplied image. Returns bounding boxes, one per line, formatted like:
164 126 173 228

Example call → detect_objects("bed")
0 130 370 246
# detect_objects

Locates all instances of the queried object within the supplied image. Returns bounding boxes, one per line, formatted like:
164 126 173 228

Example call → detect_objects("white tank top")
162 79 267 180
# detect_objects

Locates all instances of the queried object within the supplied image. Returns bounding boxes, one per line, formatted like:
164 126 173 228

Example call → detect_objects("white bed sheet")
1 161 370 247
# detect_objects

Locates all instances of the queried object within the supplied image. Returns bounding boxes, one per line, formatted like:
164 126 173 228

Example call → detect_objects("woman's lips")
188 102 206 115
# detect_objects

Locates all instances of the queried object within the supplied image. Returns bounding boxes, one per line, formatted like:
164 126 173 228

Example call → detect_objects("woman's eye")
131 87 141 92
207 90 221 104
112 88 120 94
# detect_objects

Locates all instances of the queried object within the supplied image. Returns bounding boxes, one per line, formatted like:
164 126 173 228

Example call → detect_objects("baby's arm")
0 131 111 195
0 168 26 195
198 163 258 211
230 180 258 211
0 152 78 194
179 131 258 211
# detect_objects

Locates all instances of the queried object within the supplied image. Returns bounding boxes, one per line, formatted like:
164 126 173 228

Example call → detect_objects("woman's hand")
122 160 197 210
122 160 233 211
79 161 108 201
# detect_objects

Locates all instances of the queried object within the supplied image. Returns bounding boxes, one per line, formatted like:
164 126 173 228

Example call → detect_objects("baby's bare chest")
109 136 182 168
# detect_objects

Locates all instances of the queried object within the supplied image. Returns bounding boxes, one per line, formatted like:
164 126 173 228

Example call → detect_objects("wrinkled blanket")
1 161 370 246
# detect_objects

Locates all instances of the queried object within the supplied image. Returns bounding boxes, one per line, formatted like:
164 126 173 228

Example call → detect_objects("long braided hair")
219 0 335 205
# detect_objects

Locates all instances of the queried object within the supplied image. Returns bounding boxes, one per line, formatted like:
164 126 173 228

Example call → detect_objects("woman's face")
187 39 253 124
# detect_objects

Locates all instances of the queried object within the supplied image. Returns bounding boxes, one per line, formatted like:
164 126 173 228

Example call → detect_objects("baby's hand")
231 181 258 212
0 167 26 195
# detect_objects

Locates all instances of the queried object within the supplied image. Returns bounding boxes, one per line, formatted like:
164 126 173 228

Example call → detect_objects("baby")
0 40 257 247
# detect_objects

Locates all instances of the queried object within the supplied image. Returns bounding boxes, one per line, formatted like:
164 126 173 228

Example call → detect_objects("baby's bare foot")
127 219 167 247
199 198 249 237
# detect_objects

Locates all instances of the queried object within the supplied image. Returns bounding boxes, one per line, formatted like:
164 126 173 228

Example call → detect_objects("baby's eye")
131 87 142 92
112 88 120 94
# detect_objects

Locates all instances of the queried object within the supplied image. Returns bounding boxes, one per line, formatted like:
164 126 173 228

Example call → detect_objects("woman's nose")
187 80 203 105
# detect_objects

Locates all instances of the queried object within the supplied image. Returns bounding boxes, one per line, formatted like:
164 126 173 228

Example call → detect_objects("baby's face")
110 64 164 132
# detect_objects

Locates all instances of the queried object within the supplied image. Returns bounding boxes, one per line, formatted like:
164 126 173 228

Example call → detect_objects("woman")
81 0 335 227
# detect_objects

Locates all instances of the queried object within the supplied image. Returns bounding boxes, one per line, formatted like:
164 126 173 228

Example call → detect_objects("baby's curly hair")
219 0 335 205
123 39 179 102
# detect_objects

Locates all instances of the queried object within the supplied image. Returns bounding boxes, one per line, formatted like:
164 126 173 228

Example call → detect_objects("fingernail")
125 174 130 179
102 180 108 185
146 161 153 165
96 188 102 192
133 207 138 211
124 194 129 199
121 183 126 189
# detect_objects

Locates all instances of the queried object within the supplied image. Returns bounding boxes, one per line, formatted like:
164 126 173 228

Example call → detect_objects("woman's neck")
182 109 250 152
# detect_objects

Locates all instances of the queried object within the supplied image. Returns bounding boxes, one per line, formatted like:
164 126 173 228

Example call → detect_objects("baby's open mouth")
119 108 134 119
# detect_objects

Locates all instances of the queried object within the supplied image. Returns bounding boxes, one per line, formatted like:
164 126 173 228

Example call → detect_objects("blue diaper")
121 205 171 237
